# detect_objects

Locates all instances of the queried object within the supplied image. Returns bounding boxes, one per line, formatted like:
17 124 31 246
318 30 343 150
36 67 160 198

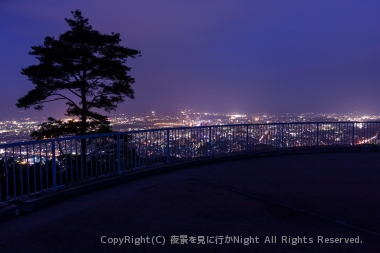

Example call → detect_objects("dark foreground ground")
0 152 379 252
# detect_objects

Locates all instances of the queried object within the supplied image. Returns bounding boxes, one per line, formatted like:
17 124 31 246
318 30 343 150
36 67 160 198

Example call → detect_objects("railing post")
5 156 9 202
117 134 121 175
166 129 171 163
352 122 355 146
281 123 284 149
316 123 319 147
209 126 212 156
51 141 57 191
246 124 249 152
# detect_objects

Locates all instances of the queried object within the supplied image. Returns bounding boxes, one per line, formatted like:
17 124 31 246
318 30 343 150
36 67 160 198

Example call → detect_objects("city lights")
0 111 380 144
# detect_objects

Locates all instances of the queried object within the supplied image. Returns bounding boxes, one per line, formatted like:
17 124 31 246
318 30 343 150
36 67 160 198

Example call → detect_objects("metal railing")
1 122 380 203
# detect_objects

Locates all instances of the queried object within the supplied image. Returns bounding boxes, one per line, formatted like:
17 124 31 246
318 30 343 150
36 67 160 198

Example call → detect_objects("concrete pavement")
0 152 379 252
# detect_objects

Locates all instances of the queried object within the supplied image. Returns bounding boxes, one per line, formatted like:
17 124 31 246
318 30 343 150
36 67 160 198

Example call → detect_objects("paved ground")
0 152 379 252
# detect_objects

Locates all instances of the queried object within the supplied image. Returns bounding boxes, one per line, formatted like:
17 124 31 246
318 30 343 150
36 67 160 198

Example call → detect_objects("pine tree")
17 10 141 137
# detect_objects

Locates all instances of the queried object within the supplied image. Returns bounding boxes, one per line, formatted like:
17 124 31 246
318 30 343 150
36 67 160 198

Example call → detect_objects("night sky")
1 0 380 119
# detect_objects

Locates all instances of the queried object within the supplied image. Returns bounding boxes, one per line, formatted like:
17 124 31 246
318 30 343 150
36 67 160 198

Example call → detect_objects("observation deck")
0 122 380 251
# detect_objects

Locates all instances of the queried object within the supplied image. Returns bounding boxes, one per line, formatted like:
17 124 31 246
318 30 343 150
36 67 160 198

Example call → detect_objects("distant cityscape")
1 110 380 144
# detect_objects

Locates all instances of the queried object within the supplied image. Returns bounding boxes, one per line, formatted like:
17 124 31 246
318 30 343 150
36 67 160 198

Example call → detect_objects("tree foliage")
17 10 141 138
30 116 113 140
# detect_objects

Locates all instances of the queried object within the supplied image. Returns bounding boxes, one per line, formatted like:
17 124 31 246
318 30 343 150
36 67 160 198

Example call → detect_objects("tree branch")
84 76 103 93
89 94 102 104
70 72 81 83
38 97 66 104
67 88 81 98
51 93 81 110
89 89 115 104
89 77 102 87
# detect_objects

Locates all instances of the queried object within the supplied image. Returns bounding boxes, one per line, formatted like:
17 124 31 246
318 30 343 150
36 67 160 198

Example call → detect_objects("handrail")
1 121 379 148
1 121 379 203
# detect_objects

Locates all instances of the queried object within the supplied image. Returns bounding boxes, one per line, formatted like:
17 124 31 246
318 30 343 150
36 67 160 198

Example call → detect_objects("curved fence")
1 122 380 203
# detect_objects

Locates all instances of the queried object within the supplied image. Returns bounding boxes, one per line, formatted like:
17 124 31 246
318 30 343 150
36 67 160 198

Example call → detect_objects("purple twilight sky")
1 0 380 119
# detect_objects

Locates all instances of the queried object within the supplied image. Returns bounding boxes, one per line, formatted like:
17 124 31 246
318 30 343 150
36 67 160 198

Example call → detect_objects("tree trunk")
80 87 87 180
